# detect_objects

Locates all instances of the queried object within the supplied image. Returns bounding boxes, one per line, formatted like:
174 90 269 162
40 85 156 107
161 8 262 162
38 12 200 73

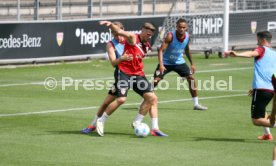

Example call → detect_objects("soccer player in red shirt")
96 20 167 137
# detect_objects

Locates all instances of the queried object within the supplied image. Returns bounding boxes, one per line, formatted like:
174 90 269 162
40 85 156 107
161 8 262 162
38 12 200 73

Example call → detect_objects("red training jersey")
118 34 151 76
254 46 265 61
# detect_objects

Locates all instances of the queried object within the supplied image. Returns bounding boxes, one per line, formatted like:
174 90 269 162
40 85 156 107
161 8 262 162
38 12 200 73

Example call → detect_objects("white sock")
151 118 159 130
91 115 100 126
264 127 271 135
273 160 276 166
133 113 144 123
99 112 109 123
193 97 199 106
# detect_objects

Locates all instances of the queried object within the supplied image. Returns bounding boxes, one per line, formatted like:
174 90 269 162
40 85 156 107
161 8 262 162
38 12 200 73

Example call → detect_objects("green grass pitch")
0 54 274 166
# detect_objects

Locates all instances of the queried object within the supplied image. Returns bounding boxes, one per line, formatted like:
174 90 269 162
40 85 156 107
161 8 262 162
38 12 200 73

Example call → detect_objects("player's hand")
99 21 112 27
191 64 195 74
223 51 229 58
269 114 276 126
120 54 133 61
159 65 166 74
248 89 253 97
224 51 237 57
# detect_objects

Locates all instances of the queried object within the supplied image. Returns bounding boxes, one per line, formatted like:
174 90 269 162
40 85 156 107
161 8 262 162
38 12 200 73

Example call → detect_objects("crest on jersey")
56 32 64 47
120 88 126 95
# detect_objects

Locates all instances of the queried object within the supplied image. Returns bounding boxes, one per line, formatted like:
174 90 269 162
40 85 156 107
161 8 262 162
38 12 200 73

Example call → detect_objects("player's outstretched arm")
99 20 136 45
224 50 259 58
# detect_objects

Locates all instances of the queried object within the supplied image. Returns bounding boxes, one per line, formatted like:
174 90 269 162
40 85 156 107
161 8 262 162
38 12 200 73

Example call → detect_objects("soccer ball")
134 123 150 137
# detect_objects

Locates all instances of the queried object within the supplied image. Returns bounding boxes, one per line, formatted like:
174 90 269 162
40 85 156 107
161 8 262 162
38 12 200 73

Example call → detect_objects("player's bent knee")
251 118 263 126
116 97 126 105
143 92 157 104
149 93 158 105
154 95 158 104
150 95 158 104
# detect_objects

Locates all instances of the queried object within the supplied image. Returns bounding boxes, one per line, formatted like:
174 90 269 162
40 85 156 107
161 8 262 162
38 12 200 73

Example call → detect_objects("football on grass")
134 123 150 137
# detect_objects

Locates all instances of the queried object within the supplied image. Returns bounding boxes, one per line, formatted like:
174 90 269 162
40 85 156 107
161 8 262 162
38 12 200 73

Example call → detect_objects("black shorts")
251 89 274 119
108 83 118 96
113 70 153 97
108 67 119 96
272 74 276 91
153 63 192 79
108 83 143 96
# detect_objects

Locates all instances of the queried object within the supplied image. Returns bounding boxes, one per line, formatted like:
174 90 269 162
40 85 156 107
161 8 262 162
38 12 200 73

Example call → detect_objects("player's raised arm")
99 20 136 45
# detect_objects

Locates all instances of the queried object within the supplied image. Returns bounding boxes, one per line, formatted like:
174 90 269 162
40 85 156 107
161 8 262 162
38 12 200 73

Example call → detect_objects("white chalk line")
0 93 247 117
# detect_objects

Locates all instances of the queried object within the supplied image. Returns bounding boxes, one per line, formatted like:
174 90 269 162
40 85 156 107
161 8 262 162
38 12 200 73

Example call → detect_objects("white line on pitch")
0 67 252 87
0 93 246 117
165 88 248 92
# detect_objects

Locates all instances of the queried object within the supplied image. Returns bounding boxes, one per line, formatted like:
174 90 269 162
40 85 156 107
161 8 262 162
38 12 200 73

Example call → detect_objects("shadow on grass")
159 107 196 111
46 130 137 138
121 107 139 111
121 107 193 111
191 137 266 144
42 130 92 136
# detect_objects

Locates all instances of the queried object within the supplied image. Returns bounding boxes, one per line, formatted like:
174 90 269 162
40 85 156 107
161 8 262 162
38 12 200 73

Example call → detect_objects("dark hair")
176 18 187 25
257 30 272 43
143 22 156 32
